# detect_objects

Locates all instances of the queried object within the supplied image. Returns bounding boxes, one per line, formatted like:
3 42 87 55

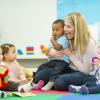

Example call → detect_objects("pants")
34 65 96 90
34 59 69 83
2 81 29 91
83 82 100 94
1 81 19 91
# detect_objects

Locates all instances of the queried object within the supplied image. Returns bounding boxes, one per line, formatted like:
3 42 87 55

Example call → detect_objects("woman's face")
64 20 75 40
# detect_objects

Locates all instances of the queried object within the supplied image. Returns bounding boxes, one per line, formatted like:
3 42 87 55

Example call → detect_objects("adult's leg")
80 82 100 94
54 71 96 90
86 84 100 94
84 82 97 87
68 82 97 93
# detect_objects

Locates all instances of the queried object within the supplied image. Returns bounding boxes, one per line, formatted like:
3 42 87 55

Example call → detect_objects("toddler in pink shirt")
0 43 28 91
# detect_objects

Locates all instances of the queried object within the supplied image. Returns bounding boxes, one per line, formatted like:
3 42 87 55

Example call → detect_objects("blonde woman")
33 12 97 91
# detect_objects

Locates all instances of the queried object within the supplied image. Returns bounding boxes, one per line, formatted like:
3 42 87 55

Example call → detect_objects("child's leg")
18 82 36 93
41 60 69 91
18 80 44 93
49 60 69 81
84 82 97 87
2 81 19 91
42 81 54 91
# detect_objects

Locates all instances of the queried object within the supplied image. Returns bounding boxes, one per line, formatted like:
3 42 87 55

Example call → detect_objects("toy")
40 45 48 53
92 57 99 63
26 47 34 55
0 65 9 89
17 49 23 55
22 67 33 81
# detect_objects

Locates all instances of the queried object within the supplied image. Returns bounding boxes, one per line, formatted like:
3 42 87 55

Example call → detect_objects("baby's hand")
50 36 56 41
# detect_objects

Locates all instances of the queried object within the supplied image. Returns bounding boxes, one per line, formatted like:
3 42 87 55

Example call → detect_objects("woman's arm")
47 48 64 58
64 39 97 74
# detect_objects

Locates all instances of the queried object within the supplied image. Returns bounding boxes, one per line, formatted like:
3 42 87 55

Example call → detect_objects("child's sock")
80 85 89 94
18 82 37 93
18 80 44 92
0 91 7 98
42 82 54 91
35 80 44 90
68 85 81 93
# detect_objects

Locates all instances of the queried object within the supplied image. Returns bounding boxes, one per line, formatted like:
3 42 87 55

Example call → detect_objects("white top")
69 38 97 74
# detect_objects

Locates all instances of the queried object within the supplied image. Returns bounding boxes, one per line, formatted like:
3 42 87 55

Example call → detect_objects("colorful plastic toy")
92 57 98 63
0 65 9 90
17 49 23 55
26 47 34 55
40 45 48 53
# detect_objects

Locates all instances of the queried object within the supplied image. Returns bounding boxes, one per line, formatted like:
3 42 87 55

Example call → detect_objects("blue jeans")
34 67 96 90
34 60 69 84
83 82 100 94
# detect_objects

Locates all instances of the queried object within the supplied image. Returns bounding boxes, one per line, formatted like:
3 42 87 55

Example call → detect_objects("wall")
0 0 57 56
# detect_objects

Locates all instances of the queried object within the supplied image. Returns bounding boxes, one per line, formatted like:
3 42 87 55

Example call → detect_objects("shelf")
17 55 48 59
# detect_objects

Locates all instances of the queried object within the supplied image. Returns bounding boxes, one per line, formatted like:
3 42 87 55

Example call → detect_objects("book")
7 92 36 97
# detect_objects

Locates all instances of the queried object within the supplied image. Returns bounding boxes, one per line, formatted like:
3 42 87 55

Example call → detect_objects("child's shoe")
68 85 81 93
18 80 44 92
80 85 89 94
18 82 35 93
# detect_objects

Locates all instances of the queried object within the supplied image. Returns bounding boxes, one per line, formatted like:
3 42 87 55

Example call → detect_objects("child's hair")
53 19 65 28
0 43 15 56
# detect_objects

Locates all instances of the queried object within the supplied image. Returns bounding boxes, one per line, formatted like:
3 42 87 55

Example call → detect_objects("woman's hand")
47 48 64 57
63 48 73 56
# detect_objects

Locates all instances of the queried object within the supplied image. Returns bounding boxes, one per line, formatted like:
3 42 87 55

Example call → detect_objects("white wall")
88 24 99 43
0 0 57 55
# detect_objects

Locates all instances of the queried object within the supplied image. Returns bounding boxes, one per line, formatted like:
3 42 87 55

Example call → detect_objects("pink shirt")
0 60 27 83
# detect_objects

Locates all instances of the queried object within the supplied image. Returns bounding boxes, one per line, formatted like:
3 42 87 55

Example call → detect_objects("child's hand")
43 49 50 56
50 36 56 42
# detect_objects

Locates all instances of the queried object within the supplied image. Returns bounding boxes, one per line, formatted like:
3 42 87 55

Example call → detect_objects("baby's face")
52 23 64 38
0 48 3 62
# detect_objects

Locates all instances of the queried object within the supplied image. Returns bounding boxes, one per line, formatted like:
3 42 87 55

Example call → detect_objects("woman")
34 12 97 90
